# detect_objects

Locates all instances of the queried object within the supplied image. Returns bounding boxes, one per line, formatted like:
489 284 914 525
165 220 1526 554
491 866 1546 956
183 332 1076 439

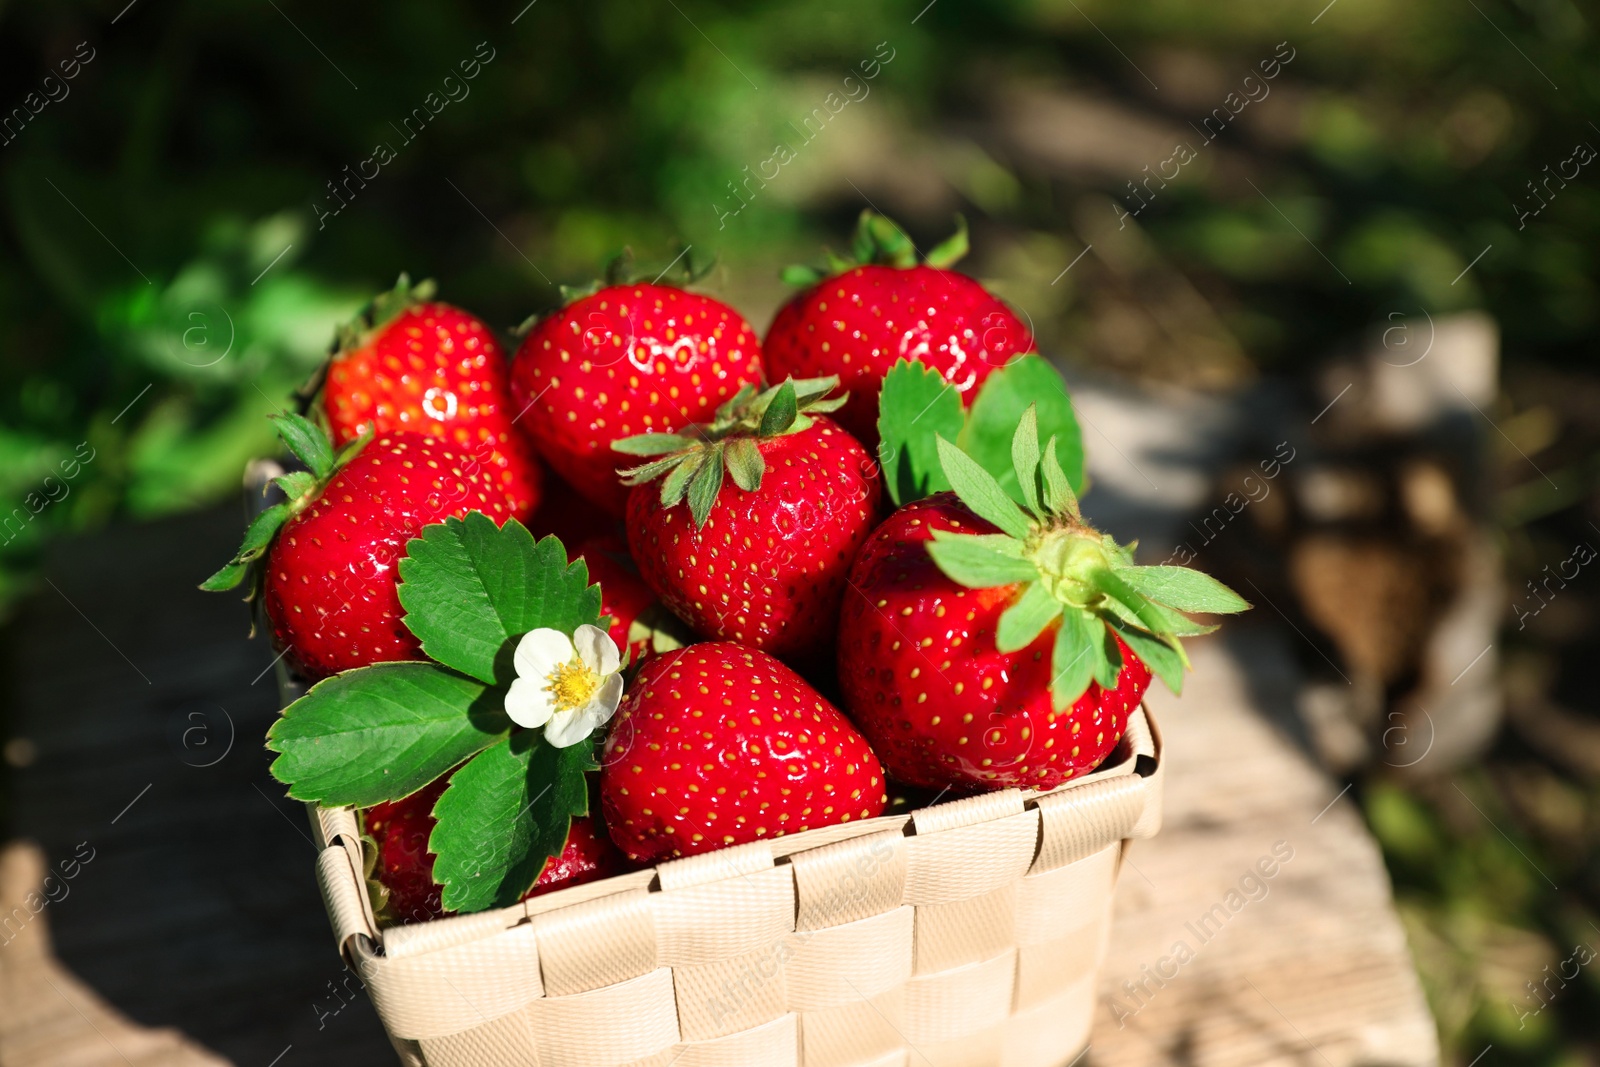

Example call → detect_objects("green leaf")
861 211 917 267
935 436 1033 539
686 450 724 527
267 663 509 806
995 581 1059 653
877 359 963 507
1095 568 1188 664
949 532 1027 557
201 501 291 591
1102 594 1217 638
1091 624 1123 690
397 516 603 685
924 214 970 269
781 264 824 288
270 413 335 480
620 455 682 485
612 433 698 457
272 471 318 503
199 561 249 592
758 381 799 437
962 357 1085 504
1109 618 1187 695
660 451 705 508
1118 566 1251 615
714 383 758 423
851 212 877 264
789 376 843 405
825 250 855 275
334 428 374 469
431 733 593 913
927 529 1039 588
1012 407 1042 517
1040 437 1081 519
626 602 694 658
225 501 289 563
1050 611 1098 709
724 437 764 491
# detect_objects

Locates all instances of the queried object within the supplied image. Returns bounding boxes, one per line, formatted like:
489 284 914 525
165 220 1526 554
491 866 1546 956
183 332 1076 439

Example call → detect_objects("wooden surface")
1092 632 1439 1064
0 494 1438 1065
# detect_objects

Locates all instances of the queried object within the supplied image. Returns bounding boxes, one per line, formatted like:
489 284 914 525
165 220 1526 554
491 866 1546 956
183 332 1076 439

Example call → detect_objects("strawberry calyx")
200 413 371 594
331 273 439 357
515 247 720 333
611 376 846 528
780 210 969 287
925 407 1250 708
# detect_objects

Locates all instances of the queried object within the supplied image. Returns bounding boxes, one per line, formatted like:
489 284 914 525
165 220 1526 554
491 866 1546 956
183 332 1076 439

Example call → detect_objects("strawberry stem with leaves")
781 210 970 287
200 414 369 593
927 407 1250 709
611 376 846 527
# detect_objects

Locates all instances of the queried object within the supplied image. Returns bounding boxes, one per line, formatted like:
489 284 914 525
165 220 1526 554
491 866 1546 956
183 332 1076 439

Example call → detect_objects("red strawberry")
600 642 886 863
509 283 764 516
365 781 628 924
203 420 512 681
616 379 879 659
525 816 629 899
321 275 543 519
837 410 1248 791
571 535 683 666
364 779 449 925
764 213 1033 445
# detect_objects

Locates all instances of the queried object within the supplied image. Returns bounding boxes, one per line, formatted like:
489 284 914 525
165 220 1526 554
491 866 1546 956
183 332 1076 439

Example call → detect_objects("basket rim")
303 698 1162 965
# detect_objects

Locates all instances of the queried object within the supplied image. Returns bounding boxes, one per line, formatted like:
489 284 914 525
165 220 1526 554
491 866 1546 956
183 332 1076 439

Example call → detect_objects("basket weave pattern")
312 708 1163 1067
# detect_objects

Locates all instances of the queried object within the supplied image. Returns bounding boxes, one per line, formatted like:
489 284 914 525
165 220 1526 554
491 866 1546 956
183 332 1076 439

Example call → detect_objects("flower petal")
504 675 555 729
544 708 593 749
514 628 573 682
573 623 620 677
546 674 625 749
591 673 624 725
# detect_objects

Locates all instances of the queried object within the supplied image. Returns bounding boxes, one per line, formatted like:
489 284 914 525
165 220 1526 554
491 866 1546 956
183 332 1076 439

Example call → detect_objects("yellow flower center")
546 659 600 712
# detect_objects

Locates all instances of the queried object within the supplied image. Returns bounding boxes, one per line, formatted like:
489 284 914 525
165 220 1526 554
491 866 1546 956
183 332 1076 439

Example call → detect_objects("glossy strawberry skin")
364 779 449 925
764 265 1033 445
600 643 887 864
624 417 879 659
365 783 628 924
524 816 630 899
510 285 764 515
324 302 543 519
837 494 1151 791
572 535 662 666
262 433 512 681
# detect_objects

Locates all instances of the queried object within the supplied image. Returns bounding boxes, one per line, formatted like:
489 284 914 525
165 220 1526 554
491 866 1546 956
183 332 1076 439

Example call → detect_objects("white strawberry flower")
504 624 624 748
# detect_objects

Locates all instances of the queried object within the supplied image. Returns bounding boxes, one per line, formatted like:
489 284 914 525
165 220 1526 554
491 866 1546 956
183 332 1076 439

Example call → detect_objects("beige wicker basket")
308 705 1163 1067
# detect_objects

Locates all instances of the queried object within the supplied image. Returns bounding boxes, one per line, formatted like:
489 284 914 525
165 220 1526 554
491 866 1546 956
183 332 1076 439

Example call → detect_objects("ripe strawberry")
510 283 764 516
365 780 628 925
203 419 512 681
364 778 449 925
600 642 886 863
837 410 1248 791
320 275 543 519
615 378 879 659
571 535 686 667
764 213 1033 444
525 816 629 899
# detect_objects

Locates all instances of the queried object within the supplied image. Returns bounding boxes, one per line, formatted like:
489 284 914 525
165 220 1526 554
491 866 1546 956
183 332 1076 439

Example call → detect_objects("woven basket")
308 700 1164 1067
306 702 1163 1067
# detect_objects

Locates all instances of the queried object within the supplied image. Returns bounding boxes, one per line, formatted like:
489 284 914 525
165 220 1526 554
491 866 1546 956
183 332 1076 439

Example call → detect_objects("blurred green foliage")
1 1 1597 1057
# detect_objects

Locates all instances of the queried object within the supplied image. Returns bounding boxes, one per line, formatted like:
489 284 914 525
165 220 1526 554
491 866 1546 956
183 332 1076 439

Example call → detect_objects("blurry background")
0 0 1595 1062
